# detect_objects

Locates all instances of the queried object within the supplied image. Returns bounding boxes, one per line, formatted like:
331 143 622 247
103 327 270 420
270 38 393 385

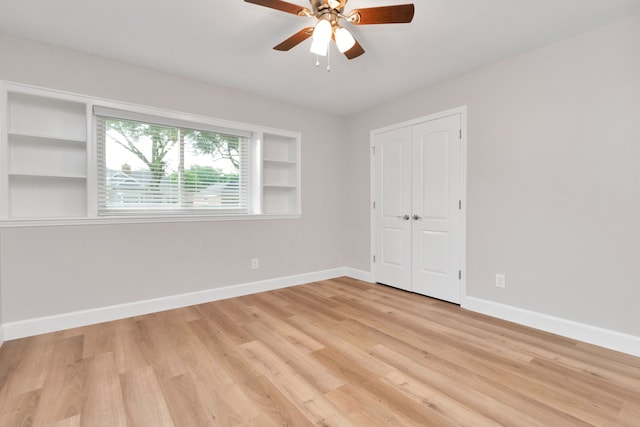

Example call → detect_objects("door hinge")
459 129 462 140
458 270 462 280
373 255 376 263
459 200 462 210
373 201 376 209
371 146 376 155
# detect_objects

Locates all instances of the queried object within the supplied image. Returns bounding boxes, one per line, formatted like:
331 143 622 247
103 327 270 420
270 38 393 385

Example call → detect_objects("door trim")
370 106 467 304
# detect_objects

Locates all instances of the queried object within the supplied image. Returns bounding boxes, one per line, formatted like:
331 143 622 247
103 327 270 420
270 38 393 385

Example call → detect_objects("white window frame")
94 106 252 217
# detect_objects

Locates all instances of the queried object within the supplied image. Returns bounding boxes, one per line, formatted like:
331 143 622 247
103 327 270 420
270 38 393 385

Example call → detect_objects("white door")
411 115 463 303
373 126 412 291
373 112 464 304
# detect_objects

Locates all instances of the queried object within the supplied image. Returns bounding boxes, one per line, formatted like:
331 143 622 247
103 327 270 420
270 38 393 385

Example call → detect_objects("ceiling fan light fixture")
310 37 329 56
335 27 355 53
312 19 332 43
310 18 332 56
245 0 414 61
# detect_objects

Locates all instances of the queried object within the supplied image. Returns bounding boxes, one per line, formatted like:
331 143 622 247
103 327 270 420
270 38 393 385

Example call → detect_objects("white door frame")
370 106 467 304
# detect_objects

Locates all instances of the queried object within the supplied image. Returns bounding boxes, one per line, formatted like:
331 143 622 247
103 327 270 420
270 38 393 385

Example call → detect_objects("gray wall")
344 14 640 336
0 32 350 322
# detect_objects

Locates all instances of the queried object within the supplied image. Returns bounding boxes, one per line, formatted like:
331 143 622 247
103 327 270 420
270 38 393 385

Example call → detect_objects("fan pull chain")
327 47 331 72
315 55 320 67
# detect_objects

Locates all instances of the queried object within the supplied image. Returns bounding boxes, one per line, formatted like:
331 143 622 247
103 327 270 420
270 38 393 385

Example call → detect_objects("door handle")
397 215 410 220
412 214 422 220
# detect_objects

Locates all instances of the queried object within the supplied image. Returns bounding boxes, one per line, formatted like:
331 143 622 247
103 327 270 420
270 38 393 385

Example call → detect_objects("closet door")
373 112 463 304
411 114 462 303
373 126 412 291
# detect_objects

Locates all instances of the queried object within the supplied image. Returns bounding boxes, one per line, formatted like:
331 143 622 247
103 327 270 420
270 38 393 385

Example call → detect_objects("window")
95 108 250 216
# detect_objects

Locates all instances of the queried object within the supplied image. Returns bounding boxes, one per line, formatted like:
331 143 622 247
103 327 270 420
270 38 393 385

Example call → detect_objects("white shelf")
3 87 89 219
262 132 299 215
263 187 299 215
8 130 86 144
7 92 87 141
9 135 87 179
263 133 297 163
263 158 296 166
9 175 87 218
263 162 297 188
263 184 297 189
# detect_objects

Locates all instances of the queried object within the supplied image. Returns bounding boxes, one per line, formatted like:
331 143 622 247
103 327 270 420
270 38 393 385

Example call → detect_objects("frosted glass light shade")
335 27 355 53
310 38 329 56
310 19 332 56
312 19 332 43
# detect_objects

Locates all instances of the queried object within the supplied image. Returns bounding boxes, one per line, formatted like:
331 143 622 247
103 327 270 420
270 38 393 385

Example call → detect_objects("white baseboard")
2 267 370 341
463 296 640 357
343 267 374 283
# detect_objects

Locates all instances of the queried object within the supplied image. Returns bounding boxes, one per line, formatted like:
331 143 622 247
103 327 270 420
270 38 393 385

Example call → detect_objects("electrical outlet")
251 258 259 269
496 273 506 288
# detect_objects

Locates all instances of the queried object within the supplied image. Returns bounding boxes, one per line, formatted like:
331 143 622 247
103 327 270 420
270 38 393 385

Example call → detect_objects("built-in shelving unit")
0 82 301 223
3 89 88 218
262 132 300 215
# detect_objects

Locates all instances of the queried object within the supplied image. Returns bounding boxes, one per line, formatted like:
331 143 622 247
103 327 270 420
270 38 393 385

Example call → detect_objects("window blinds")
95 108 249 216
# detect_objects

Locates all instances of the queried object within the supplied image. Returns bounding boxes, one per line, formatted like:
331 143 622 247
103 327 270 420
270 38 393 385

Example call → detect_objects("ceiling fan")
245 0 415 60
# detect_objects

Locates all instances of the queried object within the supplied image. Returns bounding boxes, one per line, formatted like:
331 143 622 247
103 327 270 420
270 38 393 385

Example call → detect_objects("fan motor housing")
311 0 344 15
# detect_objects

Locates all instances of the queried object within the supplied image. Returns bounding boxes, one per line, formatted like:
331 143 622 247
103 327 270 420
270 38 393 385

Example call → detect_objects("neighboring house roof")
106 170 172 190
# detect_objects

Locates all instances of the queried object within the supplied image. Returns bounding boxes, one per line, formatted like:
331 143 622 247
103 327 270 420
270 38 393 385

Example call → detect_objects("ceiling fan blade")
349 4 415 25
273 27 314 51
344 39 365 60
245 0 309 16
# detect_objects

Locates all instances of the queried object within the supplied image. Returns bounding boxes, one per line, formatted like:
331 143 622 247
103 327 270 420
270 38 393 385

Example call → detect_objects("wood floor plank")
238 340 352 426
195 299 255 345
0 336 29 391
113 318 151 375
187 317 260 384
120 365 174 426
80 352 127 427
1 277 639 426
287 315 397 378
313 346 457 426
382 369 502 427
131 315 188 381
81 322 115 359
239 291 296 319
0 333 55 400
0 388 42 427
240 375 315 427
243 320 344 393
325 384 423 427
203 297 258 325
243 304 325 353
46 414 81 427
31 336 85 425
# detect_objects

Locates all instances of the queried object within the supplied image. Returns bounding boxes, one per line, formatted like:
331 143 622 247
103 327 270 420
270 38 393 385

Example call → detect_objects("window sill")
0 213 302 228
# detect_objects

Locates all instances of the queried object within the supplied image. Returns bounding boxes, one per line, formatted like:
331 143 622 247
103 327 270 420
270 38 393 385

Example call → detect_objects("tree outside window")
102 118 245 211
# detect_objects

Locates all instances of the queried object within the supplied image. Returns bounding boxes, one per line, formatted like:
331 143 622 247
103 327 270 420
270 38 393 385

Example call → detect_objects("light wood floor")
1 277 639 426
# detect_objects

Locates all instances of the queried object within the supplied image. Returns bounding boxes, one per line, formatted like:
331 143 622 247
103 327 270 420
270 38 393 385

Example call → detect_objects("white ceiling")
1 0 639 115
